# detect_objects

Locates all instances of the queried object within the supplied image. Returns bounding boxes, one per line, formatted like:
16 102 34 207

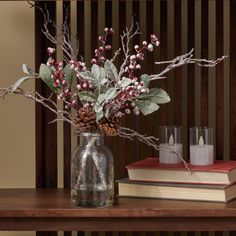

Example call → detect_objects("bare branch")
150 49 227 81
118 126 191 171
111 48 122 63
118 21 141 79
0 86 76 127
27 1 78 62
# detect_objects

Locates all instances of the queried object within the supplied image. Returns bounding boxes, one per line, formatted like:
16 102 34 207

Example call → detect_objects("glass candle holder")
159 126 183 164
190 127 214 165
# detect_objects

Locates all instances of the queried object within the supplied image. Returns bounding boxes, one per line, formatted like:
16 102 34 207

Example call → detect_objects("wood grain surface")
1 189 236 231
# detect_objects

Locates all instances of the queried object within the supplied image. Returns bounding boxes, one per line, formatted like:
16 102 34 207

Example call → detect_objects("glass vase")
71 132 114 207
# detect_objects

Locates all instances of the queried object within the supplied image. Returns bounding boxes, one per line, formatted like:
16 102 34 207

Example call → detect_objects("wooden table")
0 188 236 232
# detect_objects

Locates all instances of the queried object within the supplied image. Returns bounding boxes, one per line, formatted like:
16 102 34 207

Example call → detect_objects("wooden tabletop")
1 188 236 231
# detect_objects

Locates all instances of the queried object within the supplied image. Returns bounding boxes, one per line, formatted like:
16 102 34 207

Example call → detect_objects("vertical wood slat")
132 0 141 165
63 0 71 190
146 0 154 157
215 0 224 161
167 0 174 126
76 2 86 236
187 0 195 232
194 0 201 127
139 0 148 163
224 0 230 162
159 0 168 126
201 0 209 127
35 1 58 189
35 2 58 236
153 0 161 159
174 0 182 127
230 0 236 161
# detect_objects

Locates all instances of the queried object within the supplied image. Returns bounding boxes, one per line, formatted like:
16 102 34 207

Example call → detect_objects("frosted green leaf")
134 100 160 115
91 64 100 81
63 64 73 87
97 93 106 104
104 87 117 100
96 111 104 122
22 64 34 75
79 71 97 87
104 60 118 81
120 78 132 88
11 76 31 92
39 63 56 92
140 74 150 88
137 88 170 104
94 102 103 113
78 91 96 102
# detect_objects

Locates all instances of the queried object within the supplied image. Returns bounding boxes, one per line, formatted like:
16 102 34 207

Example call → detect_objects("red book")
126 158 236 185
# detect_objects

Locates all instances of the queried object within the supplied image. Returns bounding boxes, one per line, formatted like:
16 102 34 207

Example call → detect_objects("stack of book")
118 158 236 202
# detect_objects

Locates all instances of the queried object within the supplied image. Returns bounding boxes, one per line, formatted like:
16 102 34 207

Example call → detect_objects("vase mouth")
78 131 104 137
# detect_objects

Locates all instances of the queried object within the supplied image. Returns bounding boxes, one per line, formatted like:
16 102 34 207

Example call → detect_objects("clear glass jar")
71 132 114 207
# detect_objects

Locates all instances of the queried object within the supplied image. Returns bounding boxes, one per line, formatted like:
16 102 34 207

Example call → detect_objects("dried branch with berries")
0 4 226 165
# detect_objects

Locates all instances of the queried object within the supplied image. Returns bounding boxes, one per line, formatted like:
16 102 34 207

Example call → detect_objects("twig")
0 87 76 127
150 49 227 81
118 126 191 172
118 21 141 80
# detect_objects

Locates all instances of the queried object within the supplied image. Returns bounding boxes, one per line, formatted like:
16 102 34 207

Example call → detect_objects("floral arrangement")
0 3 226 163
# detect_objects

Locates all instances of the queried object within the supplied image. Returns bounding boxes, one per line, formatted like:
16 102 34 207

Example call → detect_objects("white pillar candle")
159 134 183 164
190 135 214 165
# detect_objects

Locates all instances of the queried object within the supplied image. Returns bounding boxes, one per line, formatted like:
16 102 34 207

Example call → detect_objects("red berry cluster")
91 28 114 65
106 78 149 117
125 34 159 79
46 48 78 110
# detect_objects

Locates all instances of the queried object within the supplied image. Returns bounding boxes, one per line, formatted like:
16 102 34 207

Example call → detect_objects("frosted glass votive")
190 127 214 166
159 126 183 164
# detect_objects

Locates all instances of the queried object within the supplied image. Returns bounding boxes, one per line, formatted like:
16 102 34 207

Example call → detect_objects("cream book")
118 179 236 202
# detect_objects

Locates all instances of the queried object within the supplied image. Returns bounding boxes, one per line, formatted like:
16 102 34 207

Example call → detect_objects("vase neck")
79 132 104 146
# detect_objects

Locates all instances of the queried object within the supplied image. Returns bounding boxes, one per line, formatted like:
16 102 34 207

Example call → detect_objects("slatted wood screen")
35 0 232 235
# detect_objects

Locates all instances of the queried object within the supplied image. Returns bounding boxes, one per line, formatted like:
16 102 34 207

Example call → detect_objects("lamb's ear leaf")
96 111 104 122
104 87 117 100
104 60 118 81
63 64 73 87
137 88 170 104
78 91 97 102
11 76 31 92
134 100 160 115
91 64 100 81
140 74 150 88
39 63 57 93
119 78 132 88
22 64 34 75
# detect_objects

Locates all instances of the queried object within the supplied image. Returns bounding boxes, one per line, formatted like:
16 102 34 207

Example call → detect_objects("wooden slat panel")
174 0 182 127
35 0 58 234
132 0 141 164
35 1 58 189
224 0 230 162
167 0 174 126
201 0 209 127
187 2 195 235
146 0 154 157
187 0 195 129
76 2 86 236
181 0 188 162
63 0 72 189
230 0 236 160
159 0 168 126
194 0 201 127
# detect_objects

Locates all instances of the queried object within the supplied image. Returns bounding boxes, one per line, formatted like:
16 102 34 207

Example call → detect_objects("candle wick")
169 134 174 145
199 136 204 146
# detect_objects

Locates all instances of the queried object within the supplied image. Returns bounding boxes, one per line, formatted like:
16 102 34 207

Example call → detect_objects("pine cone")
99 117 118 136
74 107 98 132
